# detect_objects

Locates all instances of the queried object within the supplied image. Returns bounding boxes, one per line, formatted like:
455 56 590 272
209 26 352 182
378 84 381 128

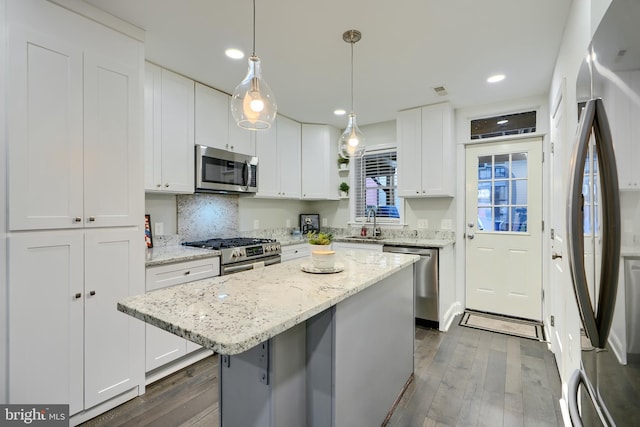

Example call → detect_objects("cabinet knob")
156 184 161 188
184 270 191 275
74 293 82 299
164 183 170 188
88 216 96 222
74 217 82 223
89 290 96 296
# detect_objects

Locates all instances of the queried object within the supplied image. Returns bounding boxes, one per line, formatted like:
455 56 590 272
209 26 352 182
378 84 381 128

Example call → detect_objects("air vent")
433 85 448 96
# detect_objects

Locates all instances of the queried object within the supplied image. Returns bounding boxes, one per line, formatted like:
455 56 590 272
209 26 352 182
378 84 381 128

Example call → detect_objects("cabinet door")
145 63 162 190
84 52 143 226
8 231 84 415
301 124 339 200
84 228 144 409
7 24 84 230
228 100 256 155
195 82 229 149
255 124 279 198
396 108 423 197
421 103 454 196
159 69 195 193
277 116 302 198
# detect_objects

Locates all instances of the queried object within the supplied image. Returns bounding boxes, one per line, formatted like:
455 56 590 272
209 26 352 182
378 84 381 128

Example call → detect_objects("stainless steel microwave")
195 145 258 193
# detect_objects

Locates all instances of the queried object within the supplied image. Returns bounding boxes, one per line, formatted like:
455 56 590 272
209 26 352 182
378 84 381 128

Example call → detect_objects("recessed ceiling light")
334 109 346 116
487 74 505 83
225 48 244 59
497 119 509 125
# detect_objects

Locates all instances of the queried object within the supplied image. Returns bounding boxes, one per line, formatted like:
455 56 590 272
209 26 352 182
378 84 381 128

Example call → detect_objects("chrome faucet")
366 207 381 237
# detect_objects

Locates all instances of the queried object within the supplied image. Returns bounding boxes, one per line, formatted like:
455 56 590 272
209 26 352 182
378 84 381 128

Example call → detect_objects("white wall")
145 193 178 236
1 0 7 403
237 197 314 232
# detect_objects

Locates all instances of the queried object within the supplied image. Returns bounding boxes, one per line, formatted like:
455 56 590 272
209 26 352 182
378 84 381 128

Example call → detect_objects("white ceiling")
82 0 572 128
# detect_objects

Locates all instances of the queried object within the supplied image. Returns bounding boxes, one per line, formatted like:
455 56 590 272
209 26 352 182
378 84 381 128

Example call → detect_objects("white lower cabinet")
145 257 220 373
281 243 310 262
8 228 145 416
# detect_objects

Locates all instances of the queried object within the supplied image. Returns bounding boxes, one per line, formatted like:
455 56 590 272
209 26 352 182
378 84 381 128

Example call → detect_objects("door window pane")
476 151 529 233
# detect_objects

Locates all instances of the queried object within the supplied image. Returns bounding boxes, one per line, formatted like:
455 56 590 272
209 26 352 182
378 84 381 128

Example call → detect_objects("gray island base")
118 250 418 427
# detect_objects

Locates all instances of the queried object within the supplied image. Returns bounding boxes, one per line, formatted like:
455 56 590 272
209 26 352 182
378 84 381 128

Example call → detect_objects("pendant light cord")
252 0 256 56
350 41 354 113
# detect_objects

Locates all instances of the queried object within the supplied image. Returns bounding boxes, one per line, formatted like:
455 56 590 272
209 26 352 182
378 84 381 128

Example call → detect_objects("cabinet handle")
89 290 96 296
88 216 96 222
184 270 191 275
74 293 82 299
164 183 170 188
74 217 82 223
156 184 162 188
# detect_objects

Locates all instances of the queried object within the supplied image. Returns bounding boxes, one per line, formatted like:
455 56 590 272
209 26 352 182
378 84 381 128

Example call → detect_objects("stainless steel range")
183 237 281 275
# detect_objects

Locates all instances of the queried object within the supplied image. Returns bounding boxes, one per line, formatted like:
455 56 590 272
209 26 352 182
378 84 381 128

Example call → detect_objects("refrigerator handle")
566 98 621 349
592 98 621 348
568 369 585 427
567 99 600 347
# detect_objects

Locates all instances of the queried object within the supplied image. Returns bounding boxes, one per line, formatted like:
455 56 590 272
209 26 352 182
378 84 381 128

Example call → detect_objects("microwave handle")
244 160 252 190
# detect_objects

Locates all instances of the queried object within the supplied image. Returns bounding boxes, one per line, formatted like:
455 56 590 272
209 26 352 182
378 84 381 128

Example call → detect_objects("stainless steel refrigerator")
567 0 640 424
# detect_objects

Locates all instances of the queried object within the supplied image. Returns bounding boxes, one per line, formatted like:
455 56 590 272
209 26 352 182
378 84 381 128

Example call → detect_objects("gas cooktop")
182 237 277 250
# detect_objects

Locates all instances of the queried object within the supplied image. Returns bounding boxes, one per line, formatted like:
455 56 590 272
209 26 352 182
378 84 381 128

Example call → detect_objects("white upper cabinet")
256 116 301 198
195 82 229 150
605 70 640 190
228 107 256 156
397 102 455 197
145 63 195 194
7 0 143 230
194 81 255 155
301 124 340 200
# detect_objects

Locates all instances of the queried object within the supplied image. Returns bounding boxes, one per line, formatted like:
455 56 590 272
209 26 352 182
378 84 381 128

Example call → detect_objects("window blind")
354 148 399 221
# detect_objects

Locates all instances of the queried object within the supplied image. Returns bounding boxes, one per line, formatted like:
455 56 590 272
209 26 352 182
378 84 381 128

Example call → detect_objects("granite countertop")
120 250 419 355
145 245 221 267
279 236 455 248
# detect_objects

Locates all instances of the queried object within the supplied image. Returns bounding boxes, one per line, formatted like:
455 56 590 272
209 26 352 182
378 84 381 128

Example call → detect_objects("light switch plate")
440 219 453 230
286 219 291 228
322 218 328 226
253 219 259 229
418 219 428 229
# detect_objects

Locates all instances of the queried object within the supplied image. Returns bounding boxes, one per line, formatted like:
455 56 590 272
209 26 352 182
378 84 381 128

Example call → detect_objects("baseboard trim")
145 348 214 386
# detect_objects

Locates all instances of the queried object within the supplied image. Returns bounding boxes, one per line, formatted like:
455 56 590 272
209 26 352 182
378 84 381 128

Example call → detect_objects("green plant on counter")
306 231 333 245
339 182 350 194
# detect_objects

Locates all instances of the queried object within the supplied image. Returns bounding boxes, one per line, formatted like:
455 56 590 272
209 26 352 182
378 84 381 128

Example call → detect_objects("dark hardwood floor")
80 318 563 427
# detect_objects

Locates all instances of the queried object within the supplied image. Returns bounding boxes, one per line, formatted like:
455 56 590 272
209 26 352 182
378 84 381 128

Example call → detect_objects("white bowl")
311 250 336 269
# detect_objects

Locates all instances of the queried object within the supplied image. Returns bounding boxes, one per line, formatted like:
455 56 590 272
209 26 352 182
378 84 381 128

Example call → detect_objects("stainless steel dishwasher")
383 245 438 325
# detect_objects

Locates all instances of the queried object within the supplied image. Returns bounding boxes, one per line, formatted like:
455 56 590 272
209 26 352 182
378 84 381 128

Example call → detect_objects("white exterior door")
465 137 543 320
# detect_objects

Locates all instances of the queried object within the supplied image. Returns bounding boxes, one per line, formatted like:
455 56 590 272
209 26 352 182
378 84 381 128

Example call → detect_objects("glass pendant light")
338 30 364 159
231 0 276 130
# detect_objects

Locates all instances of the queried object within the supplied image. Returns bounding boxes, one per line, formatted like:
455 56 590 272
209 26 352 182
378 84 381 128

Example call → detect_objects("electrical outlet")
322 218 328 226
253 219 259 229
418 219 428 229
154 222 164 236
440 219 453 230
286 219 291 228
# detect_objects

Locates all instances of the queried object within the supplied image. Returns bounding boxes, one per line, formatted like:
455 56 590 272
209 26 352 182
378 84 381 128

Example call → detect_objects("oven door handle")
223 256 281 274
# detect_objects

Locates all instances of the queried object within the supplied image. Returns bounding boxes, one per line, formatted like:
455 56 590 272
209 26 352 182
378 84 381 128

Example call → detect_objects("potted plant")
339 182 350 197
306 231 333 251
337 156 350 171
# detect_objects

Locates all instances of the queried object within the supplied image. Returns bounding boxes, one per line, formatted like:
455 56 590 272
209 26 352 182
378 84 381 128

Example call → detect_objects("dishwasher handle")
382 246 437 256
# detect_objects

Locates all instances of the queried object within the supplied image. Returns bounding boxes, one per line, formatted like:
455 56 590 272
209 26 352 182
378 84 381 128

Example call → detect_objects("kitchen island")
118 250 418 427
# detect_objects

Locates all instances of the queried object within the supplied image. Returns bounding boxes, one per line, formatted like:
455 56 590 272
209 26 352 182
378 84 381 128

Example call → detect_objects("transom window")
471 111 537 140
353 147 400 223
476 152 528 232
